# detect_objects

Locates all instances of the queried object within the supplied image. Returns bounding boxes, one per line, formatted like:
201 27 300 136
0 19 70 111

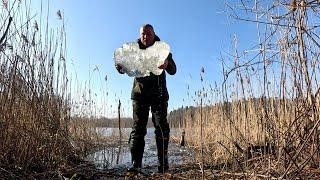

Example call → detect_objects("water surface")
86 128 194 170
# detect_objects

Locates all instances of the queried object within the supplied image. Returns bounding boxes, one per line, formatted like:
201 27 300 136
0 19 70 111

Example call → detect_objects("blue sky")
29 0 258 118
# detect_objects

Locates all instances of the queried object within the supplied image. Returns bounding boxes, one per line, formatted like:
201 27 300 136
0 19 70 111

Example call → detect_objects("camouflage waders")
129 100 170 172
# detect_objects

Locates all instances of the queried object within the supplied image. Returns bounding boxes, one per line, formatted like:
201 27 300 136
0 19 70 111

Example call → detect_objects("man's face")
140 27 155 47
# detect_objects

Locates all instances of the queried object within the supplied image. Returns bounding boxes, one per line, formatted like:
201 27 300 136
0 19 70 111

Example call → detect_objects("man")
115 24 176 173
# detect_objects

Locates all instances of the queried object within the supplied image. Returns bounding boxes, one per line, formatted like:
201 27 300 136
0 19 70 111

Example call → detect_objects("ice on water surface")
113 41 170 77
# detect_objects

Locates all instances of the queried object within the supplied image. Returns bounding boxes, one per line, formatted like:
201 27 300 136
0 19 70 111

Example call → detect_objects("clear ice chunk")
113 41 170 77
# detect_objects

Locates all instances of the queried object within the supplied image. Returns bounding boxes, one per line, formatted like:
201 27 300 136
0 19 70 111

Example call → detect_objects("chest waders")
129 76 170 173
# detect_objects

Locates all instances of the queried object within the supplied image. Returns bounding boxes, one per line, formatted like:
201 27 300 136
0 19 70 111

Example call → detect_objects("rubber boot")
156 137 169 173
128 155 142 173
128 140 144 172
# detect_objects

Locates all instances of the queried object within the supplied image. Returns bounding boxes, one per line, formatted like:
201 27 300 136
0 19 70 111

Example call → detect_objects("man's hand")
158 59 168 69
115 64 125 74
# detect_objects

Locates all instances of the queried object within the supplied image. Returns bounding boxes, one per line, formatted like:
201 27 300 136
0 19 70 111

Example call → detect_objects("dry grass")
0 1 119 178
0 2 85 178
0 2 127 176
2 0 320 179
171 1 320 178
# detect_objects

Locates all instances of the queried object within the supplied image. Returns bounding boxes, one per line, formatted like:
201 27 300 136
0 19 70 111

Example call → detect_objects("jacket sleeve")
165 53 176 75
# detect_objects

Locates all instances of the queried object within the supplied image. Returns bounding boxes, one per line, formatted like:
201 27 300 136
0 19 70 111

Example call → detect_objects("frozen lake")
86 128 194 170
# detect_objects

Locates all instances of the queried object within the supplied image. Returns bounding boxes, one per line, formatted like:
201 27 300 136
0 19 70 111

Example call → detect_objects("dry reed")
0 1 83 178
170 1 320 178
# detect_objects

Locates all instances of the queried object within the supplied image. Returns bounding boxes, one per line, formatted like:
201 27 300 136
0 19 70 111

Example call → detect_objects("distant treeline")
167 96 292 128
167 105 217 128
72 97 287 129
72 116 154 128
168 106 197 128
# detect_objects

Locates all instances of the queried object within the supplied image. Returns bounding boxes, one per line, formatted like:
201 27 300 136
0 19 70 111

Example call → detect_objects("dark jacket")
131 35 176 102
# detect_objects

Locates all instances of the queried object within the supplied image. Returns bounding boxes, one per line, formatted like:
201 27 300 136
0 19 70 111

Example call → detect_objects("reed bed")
2 0 320 179
170 1 320 178
0 1 85 178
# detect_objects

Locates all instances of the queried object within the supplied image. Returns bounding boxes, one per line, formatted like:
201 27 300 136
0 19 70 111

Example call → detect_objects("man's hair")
141 24 154 30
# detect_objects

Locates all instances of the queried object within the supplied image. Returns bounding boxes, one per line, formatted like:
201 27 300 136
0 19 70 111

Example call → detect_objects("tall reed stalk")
169 0 320 178
0 1 77 177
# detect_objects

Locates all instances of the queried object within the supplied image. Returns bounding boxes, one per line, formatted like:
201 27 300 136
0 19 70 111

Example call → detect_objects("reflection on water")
86 128 194 169
87 145 131 169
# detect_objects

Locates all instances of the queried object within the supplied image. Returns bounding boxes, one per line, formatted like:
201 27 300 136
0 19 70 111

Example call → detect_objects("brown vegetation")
168 1 320 178
0 2 85 178
1 0 320 179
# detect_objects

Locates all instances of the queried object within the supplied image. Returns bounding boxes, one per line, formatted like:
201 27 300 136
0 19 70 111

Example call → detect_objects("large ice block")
113 41 170 77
